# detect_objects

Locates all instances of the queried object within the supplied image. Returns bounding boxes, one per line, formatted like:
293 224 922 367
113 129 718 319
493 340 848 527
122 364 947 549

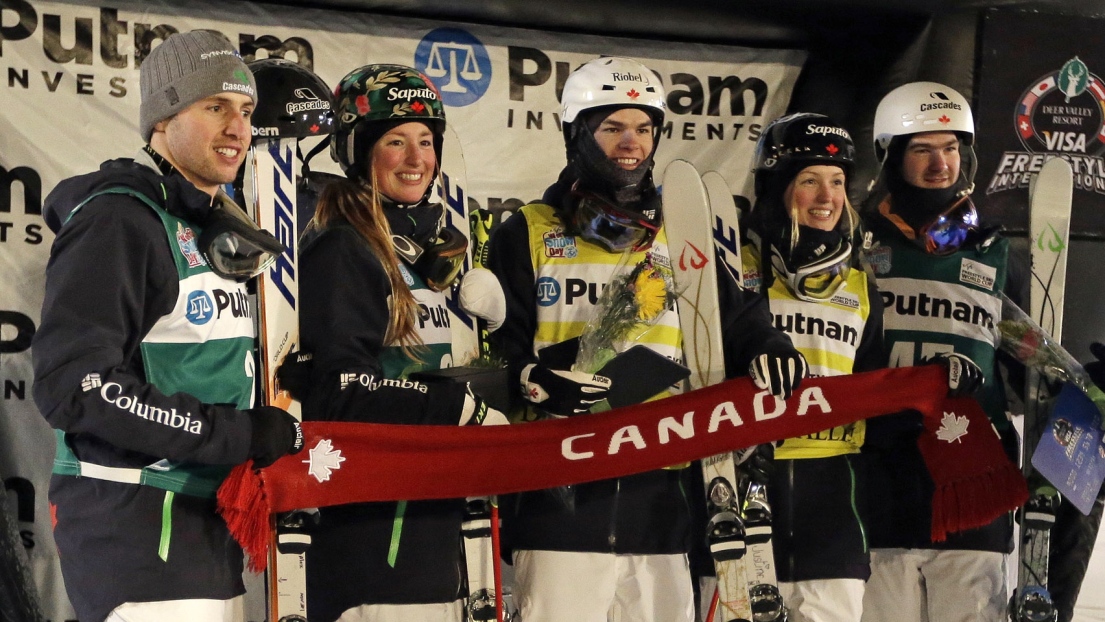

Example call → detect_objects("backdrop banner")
0 0 804 618
976 8 1105 237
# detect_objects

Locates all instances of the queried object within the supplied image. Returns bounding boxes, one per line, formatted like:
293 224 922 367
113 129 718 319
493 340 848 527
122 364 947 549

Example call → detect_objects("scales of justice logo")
414 28 492 107
987 57 1105 195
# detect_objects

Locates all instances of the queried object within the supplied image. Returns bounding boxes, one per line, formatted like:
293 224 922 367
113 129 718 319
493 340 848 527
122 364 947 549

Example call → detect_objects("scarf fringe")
930 462 1029 542
216 461 272 573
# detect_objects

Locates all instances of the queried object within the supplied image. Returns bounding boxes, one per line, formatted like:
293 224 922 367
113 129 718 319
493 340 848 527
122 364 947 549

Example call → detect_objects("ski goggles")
771 240 852 303
573 192 659 252
918 197 978 256
393 227 468 292
199 190 284 282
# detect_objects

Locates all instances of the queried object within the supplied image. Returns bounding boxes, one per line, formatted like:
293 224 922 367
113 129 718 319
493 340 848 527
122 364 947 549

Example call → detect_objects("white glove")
459 387 510 426
459 267 507 332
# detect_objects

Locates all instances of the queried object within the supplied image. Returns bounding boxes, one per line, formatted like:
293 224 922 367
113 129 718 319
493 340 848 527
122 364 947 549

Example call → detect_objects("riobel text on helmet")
388 87 437 101
806 124 851 139
611 71 647 83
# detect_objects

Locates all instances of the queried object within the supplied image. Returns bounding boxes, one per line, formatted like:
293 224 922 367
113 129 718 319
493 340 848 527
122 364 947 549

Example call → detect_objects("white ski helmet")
872 81 974 163
560 56 666 142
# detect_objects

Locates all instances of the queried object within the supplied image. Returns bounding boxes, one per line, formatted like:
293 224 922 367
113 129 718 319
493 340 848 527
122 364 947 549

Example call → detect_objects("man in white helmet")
859 82 1024 622
486 56 805 622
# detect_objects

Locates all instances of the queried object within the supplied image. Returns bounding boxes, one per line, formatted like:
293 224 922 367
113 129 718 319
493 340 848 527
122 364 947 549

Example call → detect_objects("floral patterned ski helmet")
330 64 446 180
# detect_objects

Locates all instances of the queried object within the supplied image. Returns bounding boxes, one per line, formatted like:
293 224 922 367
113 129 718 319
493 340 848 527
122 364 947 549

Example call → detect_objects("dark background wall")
259 0 1104 359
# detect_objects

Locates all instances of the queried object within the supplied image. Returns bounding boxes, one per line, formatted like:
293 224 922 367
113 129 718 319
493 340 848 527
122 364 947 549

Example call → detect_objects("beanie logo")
200 49 238 60
167 86 180 106
233 69 250 83
223 82 255 96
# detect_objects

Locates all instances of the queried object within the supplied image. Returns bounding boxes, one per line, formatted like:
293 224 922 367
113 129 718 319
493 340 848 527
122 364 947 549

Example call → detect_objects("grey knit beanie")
139 30 258 141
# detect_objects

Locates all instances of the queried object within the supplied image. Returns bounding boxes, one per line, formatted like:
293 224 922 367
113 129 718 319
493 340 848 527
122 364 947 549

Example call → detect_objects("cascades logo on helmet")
287 88 330 113
414 27 492 107
919 102 963 112
806 124 851 139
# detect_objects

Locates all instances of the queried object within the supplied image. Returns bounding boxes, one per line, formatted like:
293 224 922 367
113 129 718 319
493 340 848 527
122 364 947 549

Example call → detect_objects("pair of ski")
246 127 504 621
663 160 786 622
1012 156 1074 622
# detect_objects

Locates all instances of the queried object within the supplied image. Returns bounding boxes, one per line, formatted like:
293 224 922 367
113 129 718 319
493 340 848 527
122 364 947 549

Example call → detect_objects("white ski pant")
105 596 244 622
512 549 695 622
861 548 1007 622
779 578 865 622
335 599 465 622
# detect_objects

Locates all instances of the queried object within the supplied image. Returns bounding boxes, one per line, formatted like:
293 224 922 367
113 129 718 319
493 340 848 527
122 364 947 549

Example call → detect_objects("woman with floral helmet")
295 64 506 622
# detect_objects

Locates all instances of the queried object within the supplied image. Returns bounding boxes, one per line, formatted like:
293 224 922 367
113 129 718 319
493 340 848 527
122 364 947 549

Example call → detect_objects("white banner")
0 0 804 618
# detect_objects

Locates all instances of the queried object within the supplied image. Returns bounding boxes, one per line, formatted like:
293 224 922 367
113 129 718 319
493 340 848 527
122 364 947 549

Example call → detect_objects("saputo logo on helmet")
388 87 438 102
806 124 851 139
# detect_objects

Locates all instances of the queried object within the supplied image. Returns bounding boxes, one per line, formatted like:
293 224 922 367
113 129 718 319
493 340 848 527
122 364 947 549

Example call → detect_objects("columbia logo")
81 373 102 392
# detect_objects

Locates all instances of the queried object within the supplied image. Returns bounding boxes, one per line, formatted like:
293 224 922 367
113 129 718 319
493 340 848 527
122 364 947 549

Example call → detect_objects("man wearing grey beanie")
32 29 302 622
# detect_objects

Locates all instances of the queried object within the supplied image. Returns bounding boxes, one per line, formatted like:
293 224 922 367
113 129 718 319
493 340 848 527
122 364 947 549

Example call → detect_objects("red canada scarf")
218 366 1027 572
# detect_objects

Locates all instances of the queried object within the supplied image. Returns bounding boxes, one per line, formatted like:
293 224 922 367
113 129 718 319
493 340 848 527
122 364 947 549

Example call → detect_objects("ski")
439 125 504 622
1014 156 1073 622
703 171 744 278
440 124 480 368
741 479 787 621
662 160 753 622
244 134 309 622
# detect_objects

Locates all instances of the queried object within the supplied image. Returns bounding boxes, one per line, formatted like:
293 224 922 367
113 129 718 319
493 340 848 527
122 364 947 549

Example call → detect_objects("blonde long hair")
311 165 425 359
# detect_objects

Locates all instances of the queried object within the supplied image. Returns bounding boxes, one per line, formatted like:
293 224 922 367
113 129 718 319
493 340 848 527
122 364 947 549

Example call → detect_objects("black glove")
247 406 304 468
749 350 807 400
926 352 984 397
1086 342 1105 389
275 351 314 401
735 443 775 485
520 363 611 416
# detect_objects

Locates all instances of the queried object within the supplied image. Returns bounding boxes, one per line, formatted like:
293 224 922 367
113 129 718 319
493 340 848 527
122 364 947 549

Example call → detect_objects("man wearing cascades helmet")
859 82 1025 622
486 56 806 622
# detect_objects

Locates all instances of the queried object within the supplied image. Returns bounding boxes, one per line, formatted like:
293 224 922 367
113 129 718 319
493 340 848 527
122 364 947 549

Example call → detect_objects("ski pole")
490 499 505 622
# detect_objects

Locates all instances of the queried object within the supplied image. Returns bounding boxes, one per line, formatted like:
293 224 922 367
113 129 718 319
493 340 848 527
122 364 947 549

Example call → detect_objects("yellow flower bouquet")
573 251 679 376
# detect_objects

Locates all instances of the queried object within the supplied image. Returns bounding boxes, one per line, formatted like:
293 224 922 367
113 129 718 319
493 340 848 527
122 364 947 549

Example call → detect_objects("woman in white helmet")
859 81 1020 622
486 56 805 622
